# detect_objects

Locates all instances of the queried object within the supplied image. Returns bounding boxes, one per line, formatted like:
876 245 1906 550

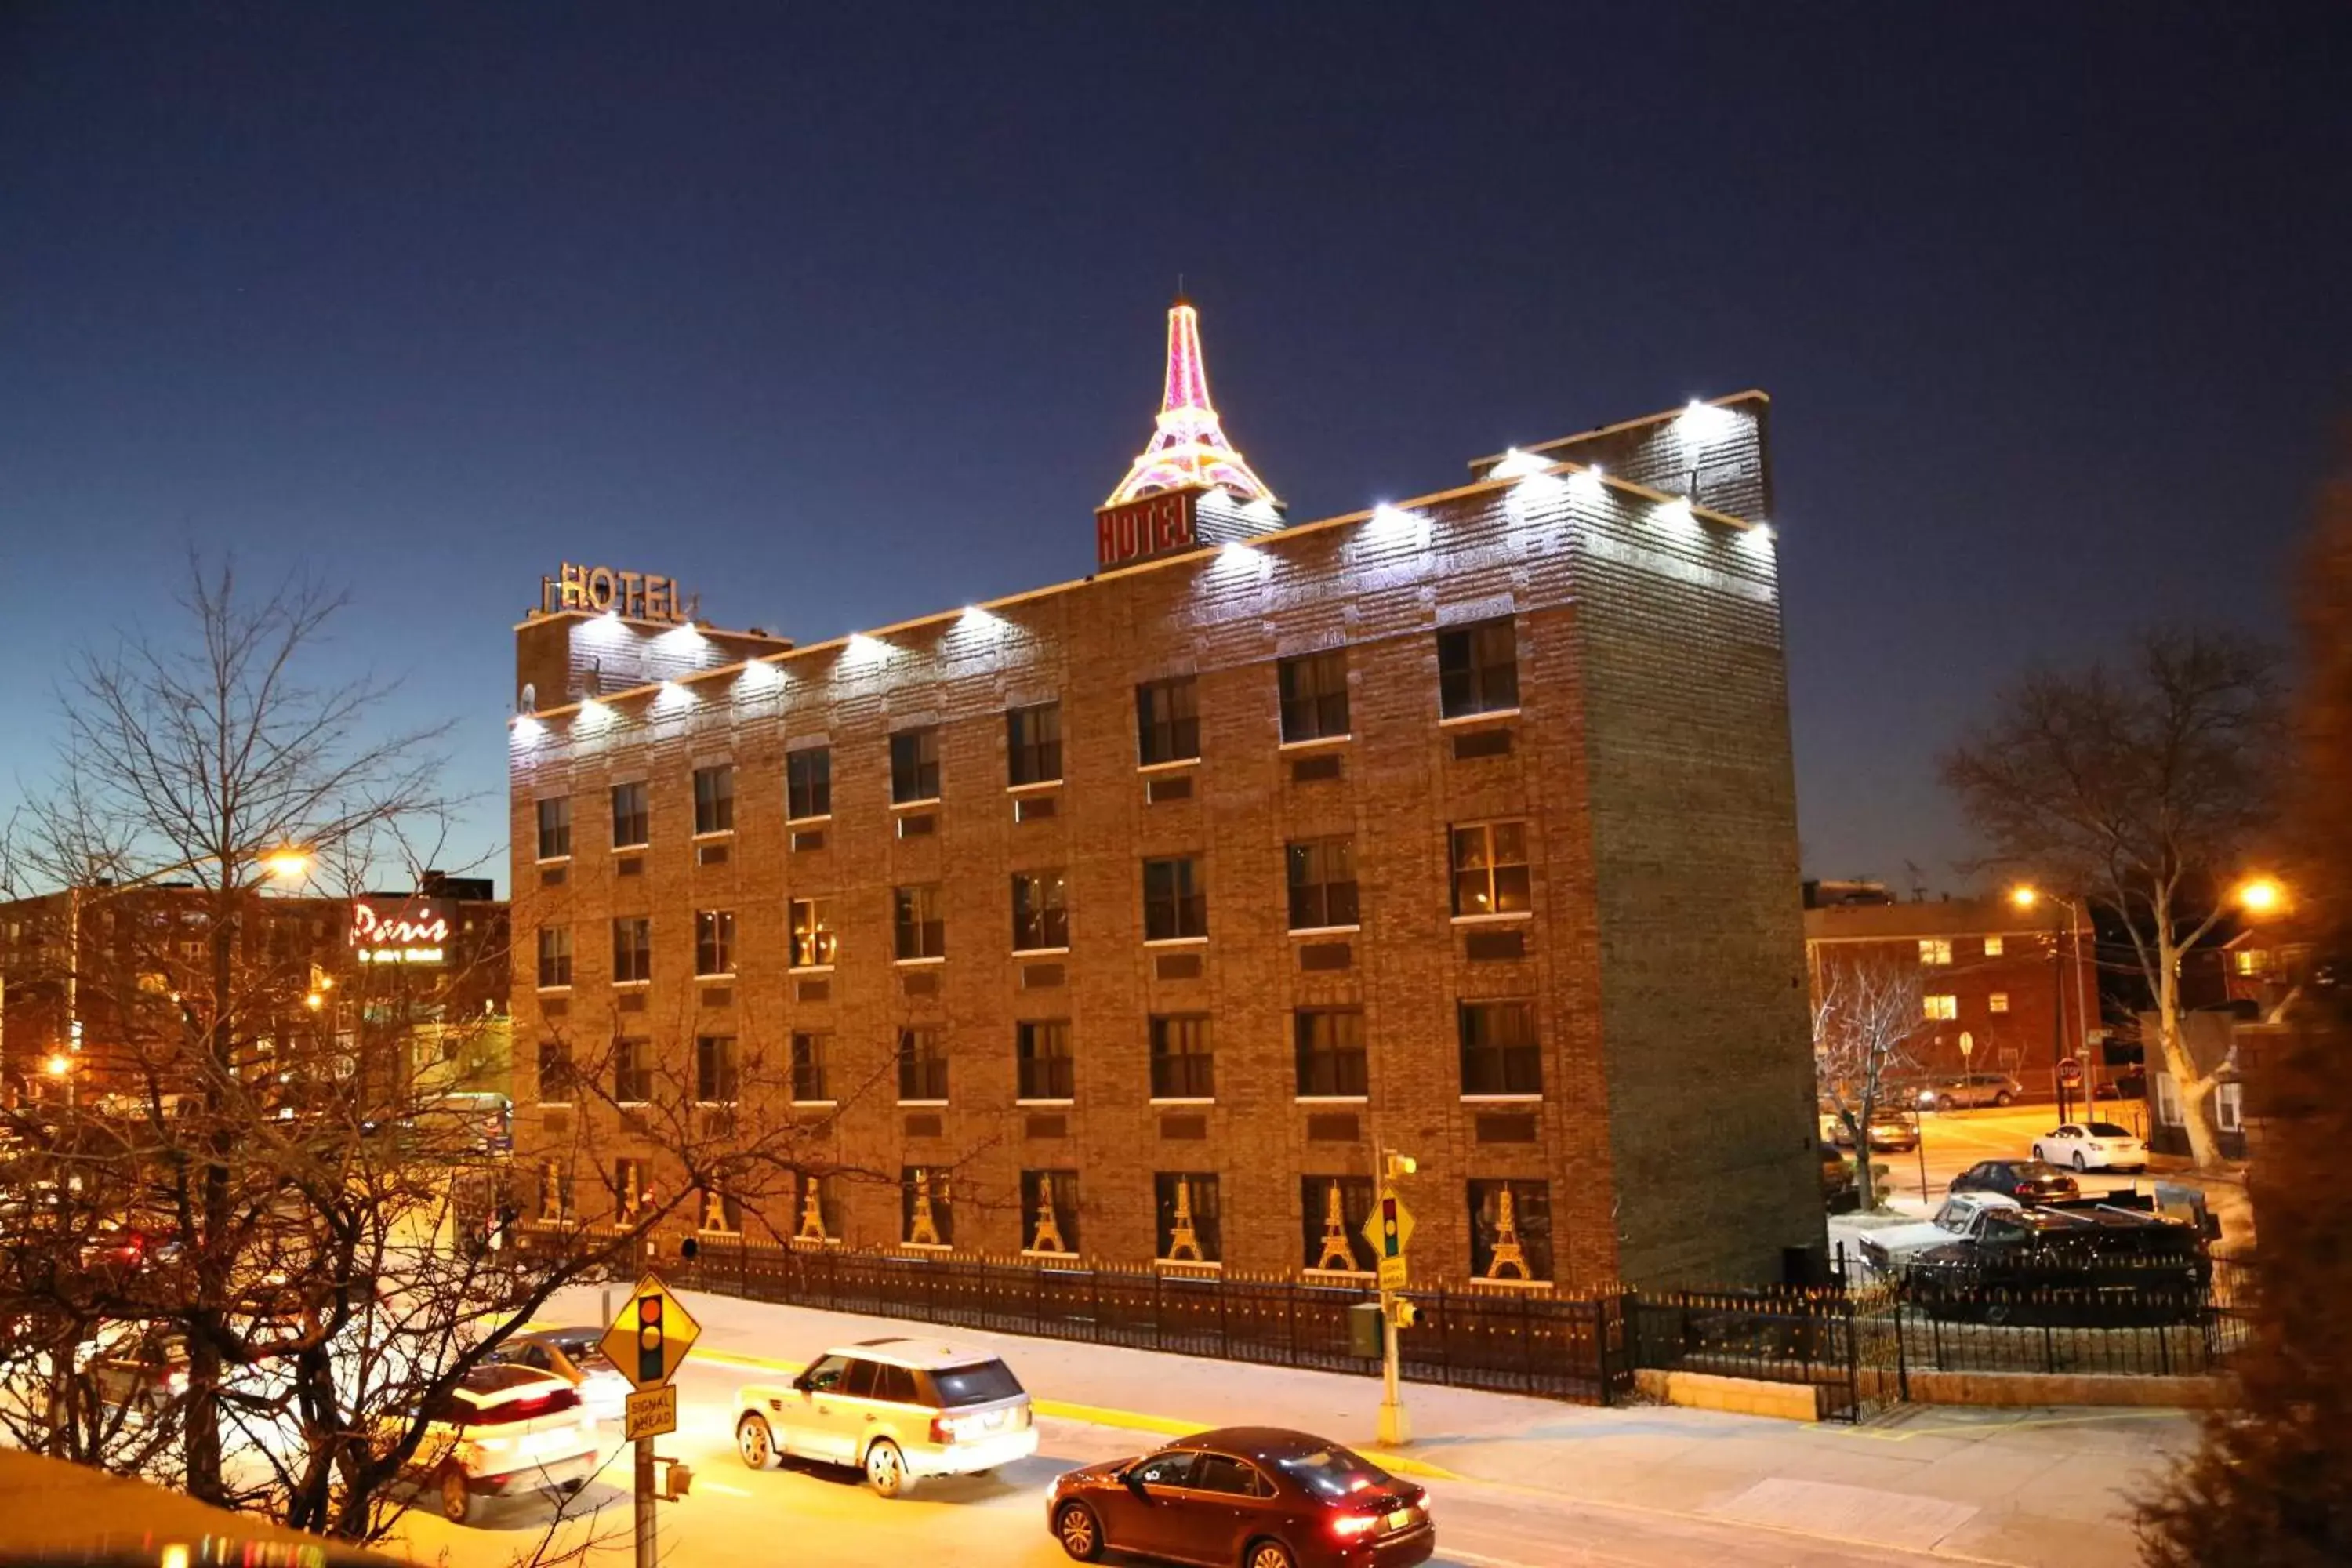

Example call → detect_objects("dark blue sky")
4 4 2347 895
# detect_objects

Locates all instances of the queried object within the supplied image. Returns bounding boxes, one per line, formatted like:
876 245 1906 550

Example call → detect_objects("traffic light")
637 1293 665 1385
1384 1152 1417 1181
1392 1297 1421 1330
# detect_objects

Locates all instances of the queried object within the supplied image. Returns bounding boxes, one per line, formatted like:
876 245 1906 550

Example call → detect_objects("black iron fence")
1628 1287 1861 1418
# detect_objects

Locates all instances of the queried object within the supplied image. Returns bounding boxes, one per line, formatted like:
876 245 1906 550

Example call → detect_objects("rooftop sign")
540 563 695 624
349 898 450 966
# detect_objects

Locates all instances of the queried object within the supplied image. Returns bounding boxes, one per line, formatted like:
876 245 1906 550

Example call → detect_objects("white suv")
404 1363 601 1523
734 1337 1036 1497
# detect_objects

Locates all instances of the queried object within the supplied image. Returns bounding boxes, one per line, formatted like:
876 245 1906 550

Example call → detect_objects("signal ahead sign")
600 1272 702 1392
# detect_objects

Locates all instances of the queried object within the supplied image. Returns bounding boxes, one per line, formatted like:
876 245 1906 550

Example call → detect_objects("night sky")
4 5 2347 896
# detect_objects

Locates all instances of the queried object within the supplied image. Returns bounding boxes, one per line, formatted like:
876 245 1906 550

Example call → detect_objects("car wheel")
865 1439 913 1498
1054 1501 1105 1561
1995 1091 2013 1107
1245 1538 1298 1568
2072 1152 2089 1171
736 1413 775 1470
439 1465 472 1526
1937 1096 1956 1112
1984 1292 2015 1327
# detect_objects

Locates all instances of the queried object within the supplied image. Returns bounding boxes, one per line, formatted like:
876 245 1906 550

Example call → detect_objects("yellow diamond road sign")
601 1272 701 1392
1362 1195 1415 1259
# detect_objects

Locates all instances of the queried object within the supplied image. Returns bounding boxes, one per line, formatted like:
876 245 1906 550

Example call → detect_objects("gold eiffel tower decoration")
797 1180 829 1242
702 1189 731 1233
1485 1187 1531 1280
616 1160 642 1223
539 1161 563 1222
1164 1178 1205 1261
907 1171 944 1247
1314 1181 1356 1271
1030 1185 1068 1254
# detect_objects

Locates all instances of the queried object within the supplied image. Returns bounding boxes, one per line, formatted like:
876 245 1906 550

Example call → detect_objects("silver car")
1916 1072 2022 1111
734 1336 1037 1497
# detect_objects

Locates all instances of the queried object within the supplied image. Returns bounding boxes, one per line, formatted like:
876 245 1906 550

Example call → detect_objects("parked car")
1901 1204 2210 1324
2031 1122 2148 1173
1819 1144 1860 1214
481 1327 632 1423
401 1363 599 1524
1950 1158 2081 1203
1820 1105 1920 1152
1856 1192 2026 1276
735 1337 1036 1497
1047 1426 1435 1568
1915 1073 2024 1112
86 1322 190 1419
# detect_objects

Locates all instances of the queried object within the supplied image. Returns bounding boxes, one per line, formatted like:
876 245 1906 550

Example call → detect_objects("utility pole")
1370 1149 1420 1445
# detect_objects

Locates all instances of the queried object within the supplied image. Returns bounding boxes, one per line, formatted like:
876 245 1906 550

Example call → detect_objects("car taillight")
931 1414 973 1443
1331 1512 1383 1539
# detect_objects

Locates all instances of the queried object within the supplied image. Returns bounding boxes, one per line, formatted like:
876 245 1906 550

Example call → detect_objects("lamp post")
2010 886 2096 1116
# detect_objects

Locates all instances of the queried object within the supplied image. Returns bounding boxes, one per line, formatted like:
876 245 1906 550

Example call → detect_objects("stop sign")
2056 1056 2083 1087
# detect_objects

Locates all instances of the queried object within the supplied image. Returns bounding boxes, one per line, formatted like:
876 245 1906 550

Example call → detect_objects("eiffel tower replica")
907 1172 945 1247
1163 1178 1206 1262
1484 1187 1532 1281
701 1189 731 1233
1103 296 1280 510
796 1181 829 1243
1029 1186 1068 1254
1314 1181 1356 1271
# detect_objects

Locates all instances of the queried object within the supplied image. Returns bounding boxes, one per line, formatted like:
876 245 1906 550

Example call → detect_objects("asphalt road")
1866 1103 2159 1208
379 1356 1949 1568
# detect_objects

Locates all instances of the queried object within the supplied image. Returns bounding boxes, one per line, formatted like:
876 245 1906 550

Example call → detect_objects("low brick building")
1803 892 2096 1094
508 301 1820 1290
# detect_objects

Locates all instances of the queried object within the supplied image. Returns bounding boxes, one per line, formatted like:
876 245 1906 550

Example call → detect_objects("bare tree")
1940 630 2284 1170
1813 958 1924 1211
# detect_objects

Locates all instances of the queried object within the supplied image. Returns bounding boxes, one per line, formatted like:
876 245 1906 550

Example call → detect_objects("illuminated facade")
508 314 1819 1290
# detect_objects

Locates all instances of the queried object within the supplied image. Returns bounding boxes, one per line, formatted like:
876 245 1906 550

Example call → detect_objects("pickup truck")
1898 1201 2210 1324
1856 1192 2026 1276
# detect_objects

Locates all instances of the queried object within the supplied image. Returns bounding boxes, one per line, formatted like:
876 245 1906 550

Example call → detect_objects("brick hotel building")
509 301 1820 1289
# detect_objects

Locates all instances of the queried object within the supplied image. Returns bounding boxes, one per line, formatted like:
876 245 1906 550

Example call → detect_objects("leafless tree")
1813 958 1925 1211
1940 629 2285 1169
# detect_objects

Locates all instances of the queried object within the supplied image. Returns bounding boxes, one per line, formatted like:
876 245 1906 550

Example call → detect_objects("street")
1863 1104 2158 1210
379 1353 1958 1568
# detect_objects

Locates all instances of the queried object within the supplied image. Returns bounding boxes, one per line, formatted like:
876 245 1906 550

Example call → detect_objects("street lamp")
2234 877 2286 916
263 848 314 882
2009 885 2098 1112
43 1052 69 1079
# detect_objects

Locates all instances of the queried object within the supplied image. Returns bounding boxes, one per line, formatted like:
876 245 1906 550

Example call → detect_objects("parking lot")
1850 1101 2161 1210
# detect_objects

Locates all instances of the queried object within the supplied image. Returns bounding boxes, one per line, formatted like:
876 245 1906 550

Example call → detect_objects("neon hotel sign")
349 901 450 966
539 561 691 624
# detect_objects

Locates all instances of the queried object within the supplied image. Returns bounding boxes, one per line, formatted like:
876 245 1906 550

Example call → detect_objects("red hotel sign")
1096 488 1200 570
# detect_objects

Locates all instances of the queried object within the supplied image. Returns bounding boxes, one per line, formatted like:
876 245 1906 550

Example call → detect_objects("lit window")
1287 838 1359 931
536 797 572 860
1017 1020 1073 1101
890 726 942 804
1012 869 1069 952
1919 938 1953 966
1154 1171 1221 1263
1459 1001 1541 1095
1278 650 1349 742
1022 1170 1081 1255
897 1028 949 1102
1149 1015 1214 1098
611 916 652 984
789 898 836 968
1437 618 1519 718
1300 1177 1374 1272
2155 1073 2183 1127
699 1189 742 1235
1294 1009 1368 1098
901 1167 953 1246
2234 949 2269 977
695 1035 739 1103
536 926 572 989
1450 822 1531 916
1143 855 1207 941
786 746 831 820
695 909 735 977
2216 1081 2244 1133
1468 1179 1552 1281
895 884 946 960
1923 994 1958 1021
1983 935 2004 957
1136 676 1201 766
1007 702 1063 786
692 764 735 835
610 782 649 849
1988 993 2010 1014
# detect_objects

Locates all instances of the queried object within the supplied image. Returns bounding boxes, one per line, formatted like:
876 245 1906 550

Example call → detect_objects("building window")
611 781 650 849
1294 1008 1368 1098
691 764 735 835
1136 676 1200 766
2155 1072 2183 1127
1919 938 1953 966
901 1166 954 1247
898 1028 949 1102
1468 1178 1553 1282
1287 838 1359 930
535 1160 574 1223
1154 1171 1221 1263
1022 1170 1081 1254
695 909 735 977
1438 617 1519 718
1983 935 2005 957
1450 822 1530 917
790 1032 830 1102
895 884 946 960
787 746 832 820
610 1159 645 1225
890 725 941 804
790 898 836 968
695 1035 739 1104
1459 1001 1541 1096
1017 1019 1074 1101
1149 1014 1214 1099
2234 949 2270 977
1300 1176 1375 1272
614 1037 654 1105
2216 1081 2244 1133
536 797 572 860
1278 650 1349 742
535 1039 573 1104
698 1188 742 1235
1989 993 2010 1014
1012 870 1069 952
1008 702 1063 786
1143 855 1207 941
536 926 572 989
1923 994 1958 1021
612 916 652 984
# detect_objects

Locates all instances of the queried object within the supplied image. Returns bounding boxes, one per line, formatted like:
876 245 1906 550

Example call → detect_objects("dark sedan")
1047 1426 1434 1568
1950 1158 2081 1203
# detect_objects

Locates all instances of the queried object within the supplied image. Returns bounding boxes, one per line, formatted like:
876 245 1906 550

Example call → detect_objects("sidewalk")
543 1281 2196 1567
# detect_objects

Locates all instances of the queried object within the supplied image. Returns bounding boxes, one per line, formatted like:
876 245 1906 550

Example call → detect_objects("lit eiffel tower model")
1103 295 1280 510
701 1189 730 1232
797 1179 829 1243
1163 1178 1206 1262
1030 1186 1068 1254
1315 1181 1356 1271
907 1172 944 1247
1485 1188 1531 1280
